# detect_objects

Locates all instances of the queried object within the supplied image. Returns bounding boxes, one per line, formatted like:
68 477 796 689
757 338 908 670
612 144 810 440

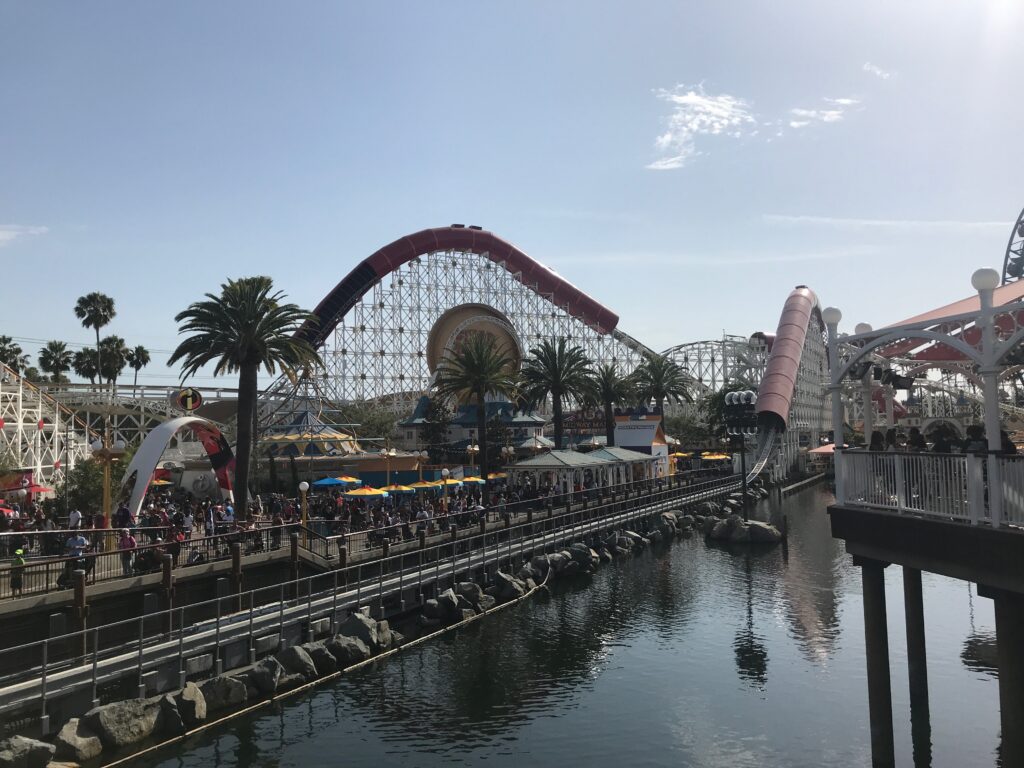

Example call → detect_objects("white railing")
836 451 1024 527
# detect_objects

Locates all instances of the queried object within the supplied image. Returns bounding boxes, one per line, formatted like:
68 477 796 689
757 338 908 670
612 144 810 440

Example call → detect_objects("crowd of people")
862 425 1019 454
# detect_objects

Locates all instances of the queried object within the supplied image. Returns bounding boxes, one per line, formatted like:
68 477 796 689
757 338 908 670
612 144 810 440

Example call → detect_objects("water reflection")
962 631 999 678
733 552 768 689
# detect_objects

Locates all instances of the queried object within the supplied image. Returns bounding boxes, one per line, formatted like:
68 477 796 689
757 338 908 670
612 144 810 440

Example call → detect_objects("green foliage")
125 345 151 390
98 335 128 384
169 276 321 519
630 353 692 423
0 336 29 373
590 363 631 446
336 403 398 442
519 338 593 449
419 396 452 455
39 340 73 382
484 413 510 467
72 349 99 383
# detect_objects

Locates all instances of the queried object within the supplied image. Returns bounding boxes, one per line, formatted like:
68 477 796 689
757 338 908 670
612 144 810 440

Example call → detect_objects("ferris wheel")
1001 206 1024 283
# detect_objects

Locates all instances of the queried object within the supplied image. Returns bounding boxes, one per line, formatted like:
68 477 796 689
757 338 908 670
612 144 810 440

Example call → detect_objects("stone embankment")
1 487 781 768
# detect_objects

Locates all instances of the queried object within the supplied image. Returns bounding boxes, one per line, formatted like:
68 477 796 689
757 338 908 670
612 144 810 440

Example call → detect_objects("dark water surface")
142 486 1001 768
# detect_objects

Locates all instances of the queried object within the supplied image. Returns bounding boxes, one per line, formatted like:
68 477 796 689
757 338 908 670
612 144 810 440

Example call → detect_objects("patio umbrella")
149 479 174 486
381 483 415 494
486 472 508 480
434 478 463 487
25 484 54 493
409 480 440 492
462 476 486 485
343 486 388 498
312 477 345 487
670 452 692 458
336 476 363 486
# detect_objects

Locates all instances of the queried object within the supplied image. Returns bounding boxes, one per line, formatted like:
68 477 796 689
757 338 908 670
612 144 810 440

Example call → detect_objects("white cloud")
763 214 1006 231
863 62 892 80
647 85 756 170
787 97 859 128
0 225 48 248
826 97 860 106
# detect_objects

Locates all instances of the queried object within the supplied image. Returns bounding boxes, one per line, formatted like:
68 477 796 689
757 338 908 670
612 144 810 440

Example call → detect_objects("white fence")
836 451 1024 527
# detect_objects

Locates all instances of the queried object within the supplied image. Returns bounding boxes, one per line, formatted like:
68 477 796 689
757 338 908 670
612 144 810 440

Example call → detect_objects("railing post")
40 640 49 735
73 569 88 660
989 455 1004 527
894 455 906 513
290 532 300 599
337 543 348 586
835 451 846 505
161 554 174 634
968 454 985 525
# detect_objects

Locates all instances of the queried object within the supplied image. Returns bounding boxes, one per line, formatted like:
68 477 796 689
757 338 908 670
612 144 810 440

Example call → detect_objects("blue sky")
2 0 1022 386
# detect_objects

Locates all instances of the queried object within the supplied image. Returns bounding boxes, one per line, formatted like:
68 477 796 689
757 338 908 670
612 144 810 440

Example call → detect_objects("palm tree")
631 353 692 428
125 345 151 394
591 363 632 447
39 341 73 384
98 335 129 387
519 338 593 450
168 276 321 521
72 349 99 384
74 292 116 389
433 333 518 483
0 336 29 373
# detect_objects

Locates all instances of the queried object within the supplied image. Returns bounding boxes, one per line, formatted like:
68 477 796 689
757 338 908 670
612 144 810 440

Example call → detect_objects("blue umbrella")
312 477 345 487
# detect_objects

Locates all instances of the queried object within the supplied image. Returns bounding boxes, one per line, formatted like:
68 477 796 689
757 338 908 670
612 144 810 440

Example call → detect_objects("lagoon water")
142 486 1001 768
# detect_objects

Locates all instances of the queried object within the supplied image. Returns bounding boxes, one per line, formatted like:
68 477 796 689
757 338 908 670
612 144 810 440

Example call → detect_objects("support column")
979 585 1024 766
856 556 894 768
903 567 931 767
862 379 875 444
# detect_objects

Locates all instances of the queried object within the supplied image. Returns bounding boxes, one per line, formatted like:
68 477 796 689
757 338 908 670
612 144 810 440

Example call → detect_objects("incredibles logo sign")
175 387 203 412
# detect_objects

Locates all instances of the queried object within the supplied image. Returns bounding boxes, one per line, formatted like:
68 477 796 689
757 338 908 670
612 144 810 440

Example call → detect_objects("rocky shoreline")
0 484 782 768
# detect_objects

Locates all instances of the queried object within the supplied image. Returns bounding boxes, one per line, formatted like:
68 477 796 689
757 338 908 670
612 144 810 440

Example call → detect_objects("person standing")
119 528 137 576
10 548 25 597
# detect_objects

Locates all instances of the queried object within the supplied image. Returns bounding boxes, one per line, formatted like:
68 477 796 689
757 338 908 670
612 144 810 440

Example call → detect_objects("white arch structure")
119 416 235 518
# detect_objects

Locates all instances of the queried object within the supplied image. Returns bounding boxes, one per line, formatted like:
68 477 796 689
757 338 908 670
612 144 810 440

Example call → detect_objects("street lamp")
466 444 480 471
90 437 127 531
724 390 758 522
417 450 429 483
379 446 397 486
298 480 309 547
441 467 450 513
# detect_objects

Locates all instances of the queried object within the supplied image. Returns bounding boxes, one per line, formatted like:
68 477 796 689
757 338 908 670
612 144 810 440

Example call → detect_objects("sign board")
173 387 203 412
614 420 660 451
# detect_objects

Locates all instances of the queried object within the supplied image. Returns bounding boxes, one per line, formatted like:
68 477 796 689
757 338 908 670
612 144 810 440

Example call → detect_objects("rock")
477 594 497 611
199 675 247 712
710 520 731 541
547 552 569 572
747 521 783 543
304 642 339 677
614 546 631 558
417 615 442 631
459 608 477 622
517 565 537 582
524 577 538 590
729 524 751 543
390 630 405 647
338 612 381 651
276 672 306 692
437 588 460 619
83 699 162 749
160 694 185 735
249 657 284 695
530 555 550 577
422 598 443 619
597 547 612 563
456 582 484 604
376 621 393 650
702 517 718 535
455 594 475 613
277 645 318 682
174 681 207 726
680 515 695 529
326 635 372 666
494 571 526 601
561 560 581 576
0 737 54 768
647 529 663 543
54 719 102 763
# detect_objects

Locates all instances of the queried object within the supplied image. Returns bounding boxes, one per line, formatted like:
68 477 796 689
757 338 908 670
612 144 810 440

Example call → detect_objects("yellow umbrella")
462 476 485 485
434 477 463 487
381 483 415 494
487 472 507 480
409 480 440 493
670 452 692 458
150 479 174 486
336 475 363 486
343 486 388 497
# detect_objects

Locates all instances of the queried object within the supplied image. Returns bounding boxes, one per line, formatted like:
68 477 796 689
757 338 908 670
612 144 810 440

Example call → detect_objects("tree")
72 349 99 384
125 345 151 394
590 363 631 447
433 333 518 486
97 335 128 386
0 336 29 373
23 367 45 384
73 292 116 388
519 338 593 450
39 340 73 384
168 276 320 521
419 396 453 457
335 403 397 443
631 353 692 429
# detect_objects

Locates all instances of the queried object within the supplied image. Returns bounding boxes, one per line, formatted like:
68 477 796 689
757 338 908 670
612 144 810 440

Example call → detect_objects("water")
141 486 1001 768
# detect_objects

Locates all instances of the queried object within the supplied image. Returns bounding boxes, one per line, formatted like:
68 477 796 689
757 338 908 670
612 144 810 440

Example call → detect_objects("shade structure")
24 484 54 493
261 410 361 457
343 486 388 498
381 483 415 494
312 477 345 487
336 476 363 486
486 472 507 480
149 479 174 486
409 480 440 492
701 452 731 461
434 478 463 487
808 443 839 455
670 452 692 458
462 476 486 485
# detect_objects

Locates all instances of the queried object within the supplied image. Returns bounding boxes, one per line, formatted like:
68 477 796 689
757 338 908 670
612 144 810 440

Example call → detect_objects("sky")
2 0 1023 387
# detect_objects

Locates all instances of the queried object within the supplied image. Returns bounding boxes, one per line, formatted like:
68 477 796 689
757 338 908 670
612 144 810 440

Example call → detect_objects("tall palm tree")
168 276 321 520
0 336 29 373
39 341 73 384
98 335 129 387
519 338 593 450
591 363 632 447
72 349 99 384
74 292 116 389
125 345 151 394
631 353 692 429
433 333 518 483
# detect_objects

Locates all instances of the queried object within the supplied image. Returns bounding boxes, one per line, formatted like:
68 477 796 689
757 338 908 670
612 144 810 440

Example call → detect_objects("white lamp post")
441 466 450 512
298 480 310 545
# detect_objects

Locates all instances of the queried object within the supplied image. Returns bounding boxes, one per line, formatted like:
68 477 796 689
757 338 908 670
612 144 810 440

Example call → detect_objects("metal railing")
0 472 742 727
836 450 1024 527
